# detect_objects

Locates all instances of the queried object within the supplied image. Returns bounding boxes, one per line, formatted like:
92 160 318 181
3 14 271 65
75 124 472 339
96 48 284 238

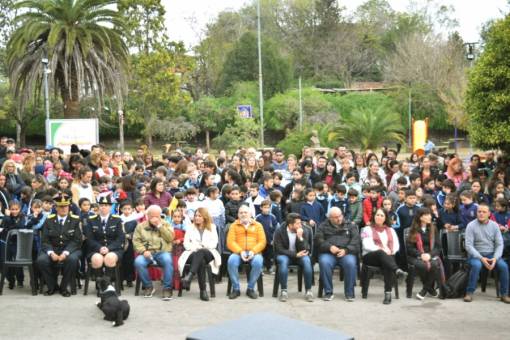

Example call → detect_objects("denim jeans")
319 253 357 297
227 253 263 291
466 253 509 296
134 252 173 289
276 255 313 290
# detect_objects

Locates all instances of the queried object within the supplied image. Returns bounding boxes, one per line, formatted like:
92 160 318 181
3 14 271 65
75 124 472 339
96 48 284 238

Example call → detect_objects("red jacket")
362 196 383 225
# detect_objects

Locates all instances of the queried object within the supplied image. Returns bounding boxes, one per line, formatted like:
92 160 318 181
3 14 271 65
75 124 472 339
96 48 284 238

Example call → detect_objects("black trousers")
363 250 398 291
36 251 81 292
122 240 135 282
411 258 442 291
186 248 214 291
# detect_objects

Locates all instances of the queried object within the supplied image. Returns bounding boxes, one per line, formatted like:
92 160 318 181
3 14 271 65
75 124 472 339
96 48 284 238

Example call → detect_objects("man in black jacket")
274 213 313 302
315 207 360 301
36 193 82 297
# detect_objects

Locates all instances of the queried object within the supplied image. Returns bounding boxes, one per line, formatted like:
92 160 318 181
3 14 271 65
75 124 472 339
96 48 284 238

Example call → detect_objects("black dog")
96 277 130 327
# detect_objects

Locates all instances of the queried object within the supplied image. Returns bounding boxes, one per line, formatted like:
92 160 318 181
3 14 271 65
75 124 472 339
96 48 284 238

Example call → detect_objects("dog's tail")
112 310 124 327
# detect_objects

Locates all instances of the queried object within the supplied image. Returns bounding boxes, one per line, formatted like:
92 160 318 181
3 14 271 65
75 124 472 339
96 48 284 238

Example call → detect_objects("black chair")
403 228 416 298
0 230 37 296
178 263 216 298
360 263 400 299
441 230 466 278
226 262 264 297
317 266 346 298
83 262 122 296
480 266 500 297
37 261 81 295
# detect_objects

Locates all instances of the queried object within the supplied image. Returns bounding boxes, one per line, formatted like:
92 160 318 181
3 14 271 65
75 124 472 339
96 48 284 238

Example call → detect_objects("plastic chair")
360 263 400 299
178 263 216 298
403 228 416 298
441 229 466 277
0 229 37 296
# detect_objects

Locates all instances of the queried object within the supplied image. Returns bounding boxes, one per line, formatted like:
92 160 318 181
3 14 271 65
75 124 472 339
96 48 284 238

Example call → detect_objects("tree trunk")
64 99 80 118
19 123 27 147
205 129 210 151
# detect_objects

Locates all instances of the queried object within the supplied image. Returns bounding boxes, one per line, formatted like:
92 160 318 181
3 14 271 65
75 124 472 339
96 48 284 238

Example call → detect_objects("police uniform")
36 194 82 296
85 196 125 279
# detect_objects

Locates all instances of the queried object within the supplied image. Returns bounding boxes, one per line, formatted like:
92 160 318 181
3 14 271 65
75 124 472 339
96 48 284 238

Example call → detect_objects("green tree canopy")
218 31 292 99
466 14 510 151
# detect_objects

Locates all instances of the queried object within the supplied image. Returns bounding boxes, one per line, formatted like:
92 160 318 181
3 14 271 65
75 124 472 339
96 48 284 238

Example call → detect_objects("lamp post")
257 0 264 147
298 76 303 131
118 109 125 152
462 42 477 154
42 57 51 147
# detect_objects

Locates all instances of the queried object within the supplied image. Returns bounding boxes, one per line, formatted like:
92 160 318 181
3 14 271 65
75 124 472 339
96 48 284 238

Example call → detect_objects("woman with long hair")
143 177 171 209
406 207 445 300
446 157 467 188
178 208 221 301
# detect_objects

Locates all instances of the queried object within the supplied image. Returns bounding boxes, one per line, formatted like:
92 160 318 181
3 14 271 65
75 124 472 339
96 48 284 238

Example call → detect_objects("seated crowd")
0 137 508 305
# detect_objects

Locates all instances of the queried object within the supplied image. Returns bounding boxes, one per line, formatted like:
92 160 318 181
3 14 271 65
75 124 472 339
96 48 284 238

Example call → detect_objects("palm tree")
7 0 129 118
328 106 405 151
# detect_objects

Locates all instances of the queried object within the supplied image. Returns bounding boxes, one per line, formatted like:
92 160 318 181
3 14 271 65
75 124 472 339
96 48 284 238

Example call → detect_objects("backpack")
444 268 469 298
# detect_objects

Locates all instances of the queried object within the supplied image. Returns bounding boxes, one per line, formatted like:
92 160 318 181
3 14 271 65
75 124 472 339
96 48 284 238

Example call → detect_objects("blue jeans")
227 253 263 291
134 252 173 289
319 253 357 297
466 253 509 296
276 255 313 290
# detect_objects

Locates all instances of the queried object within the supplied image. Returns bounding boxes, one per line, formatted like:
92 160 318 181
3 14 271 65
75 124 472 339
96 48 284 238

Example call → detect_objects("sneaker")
500 295 510 304
279 290 288 302
416 289 427 300
345 296 355 302
162 288 173 301
305 290 314 302
246 288 259 299
143 287 155 298
463 293 473 302
428 288 439 298
229 290 241 300
323 293 334 301
395 269 408 280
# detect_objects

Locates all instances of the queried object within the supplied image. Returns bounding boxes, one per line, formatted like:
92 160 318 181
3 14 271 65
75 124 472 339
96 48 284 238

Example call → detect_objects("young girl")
490 198 510 233
169 209 186 292
471 180 489 204
438 194 461 232
382 197 400 230
119 200 142 287
2 201 28 289
459 190 478 229
25 199 46 259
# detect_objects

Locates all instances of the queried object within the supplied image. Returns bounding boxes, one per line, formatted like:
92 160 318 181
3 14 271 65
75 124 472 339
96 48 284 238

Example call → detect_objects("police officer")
85 195 124 281
36 193 82 297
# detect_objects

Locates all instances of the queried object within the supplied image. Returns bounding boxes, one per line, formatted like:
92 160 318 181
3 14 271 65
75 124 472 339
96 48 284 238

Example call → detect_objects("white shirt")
361 226 400 256
287 228 297 253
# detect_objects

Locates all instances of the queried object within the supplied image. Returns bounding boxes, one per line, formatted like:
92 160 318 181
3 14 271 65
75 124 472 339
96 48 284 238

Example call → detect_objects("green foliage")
277 129 312 156
324 92 397 119
265 87 332 131
466 14 510 151
328 105 405 150
213 116 260 150
218 31 292 99
7 0 129 117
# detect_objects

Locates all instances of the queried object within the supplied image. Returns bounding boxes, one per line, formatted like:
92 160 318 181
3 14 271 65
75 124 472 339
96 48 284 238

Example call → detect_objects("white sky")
163 0 509 48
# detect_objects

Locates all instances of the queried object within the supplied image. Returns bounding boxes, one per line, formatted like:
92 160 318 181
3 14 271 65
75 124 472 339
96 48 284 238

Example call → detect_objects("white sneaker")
279 290 288 302
305 290 314 302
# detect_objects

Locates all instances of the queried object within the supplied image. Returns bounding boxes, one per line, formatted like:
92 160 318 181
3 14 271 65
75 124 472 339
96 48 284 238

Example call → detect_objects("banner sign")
46 119 99 153
237 105 253 118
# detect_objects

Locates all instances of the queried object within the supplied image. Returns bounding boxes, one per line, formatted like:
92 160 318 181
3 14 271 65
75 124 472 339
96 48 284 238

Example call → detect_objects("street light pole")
408 85 412 150
42 58 50 121
298 76 303 131
118 109 125 152
257 0 264 146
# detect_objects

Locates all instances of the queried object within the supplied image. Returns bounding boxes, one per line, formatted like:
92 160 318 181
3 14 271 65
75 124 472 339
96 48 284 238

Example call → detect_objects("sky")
163 0 509 49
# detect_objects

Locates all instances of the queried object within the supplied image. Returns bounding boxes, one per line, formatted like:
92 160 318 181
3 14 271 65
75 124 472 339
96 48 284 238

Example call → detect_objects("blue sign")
237 105 252 118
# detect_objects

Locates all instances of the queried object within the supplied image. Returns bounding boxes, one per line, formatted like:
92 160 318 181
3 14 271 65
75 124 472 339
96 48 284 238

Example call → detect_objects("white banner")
46 119 99 153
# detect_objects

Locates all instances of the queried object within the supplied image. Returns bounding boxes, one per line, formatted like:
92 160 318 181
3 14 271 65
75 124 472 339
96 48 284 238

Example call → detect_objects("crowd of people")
0 136 509 305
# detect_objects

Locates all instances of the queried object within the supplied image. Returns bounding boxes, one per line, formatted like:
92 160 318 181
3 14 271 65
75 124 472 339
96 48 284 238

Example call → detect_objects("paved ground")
0 271 507 340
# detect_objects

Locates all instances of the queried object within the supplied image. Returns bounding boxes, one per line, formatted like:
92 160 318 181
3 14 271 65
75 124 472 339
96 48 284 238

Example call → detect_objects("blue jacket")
300 200 325 225
328 194 350 220
438 208 462 230
256 213 279 245
459 202 478 229
396 204 418 231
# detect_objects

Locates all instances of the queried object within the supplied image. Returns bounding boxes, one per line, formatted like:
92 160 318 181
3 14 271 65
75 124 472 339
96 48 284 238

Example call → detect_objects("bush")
277 129 312 156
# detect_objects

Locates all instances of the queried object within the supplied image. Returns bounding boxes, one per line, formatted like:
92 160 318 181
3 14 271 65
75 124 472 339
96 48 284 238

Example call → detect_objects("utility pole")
257 0 264 146
42 57 51 147
408 85 412 149
298 76 303 131
118 109 125 152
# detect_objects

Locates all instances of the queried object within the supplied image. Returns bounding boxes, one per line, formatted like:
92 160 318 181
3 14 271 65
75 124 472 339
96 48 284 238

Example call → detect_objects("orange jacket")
227 219 267 254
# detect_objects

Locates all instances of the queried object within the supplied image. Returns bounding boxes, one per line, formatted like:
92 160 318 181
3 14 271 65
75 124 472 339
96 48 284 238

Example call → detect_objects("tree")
188 96 227 150
118 0 167 54
125 45 193 146
7 0 129 118
328 106 405 150
218 31 292 99
466 14 510 151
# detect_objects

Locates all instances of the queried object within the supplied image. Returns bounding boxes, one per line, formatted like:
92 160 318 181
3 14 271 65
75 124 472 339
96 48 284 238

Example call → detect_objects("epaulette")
48 214 56 219
70 213 80 219
112 214 121 218
88 214 98 219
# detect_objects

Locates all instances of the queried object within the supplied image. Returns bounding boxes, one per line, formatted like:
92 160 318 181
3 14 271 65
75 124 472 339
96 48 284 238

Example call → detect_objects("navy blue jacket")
438 208 462 230
300 200 325 225
459 202 478 229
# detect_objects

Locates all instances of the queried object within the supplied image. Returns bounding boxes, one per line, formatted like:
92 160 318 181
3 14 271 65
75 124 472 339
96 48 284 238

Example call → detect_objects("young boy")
258 174 274 199
168 176 182 197
256 200 279 273
314 181 330 215
348 188 363 228
459 190 478 229
328 184 350 220
119 200 141 287
300 188 325 228
225 186 244 224
245 183 264 217
41 196 54 216
423 177 436 196
272 172 285 194
185 187 201 221
396 189 418 268
269 190 283 224
25 199 46 259
362 186 383 226
409 173 422 191
436 179 456 208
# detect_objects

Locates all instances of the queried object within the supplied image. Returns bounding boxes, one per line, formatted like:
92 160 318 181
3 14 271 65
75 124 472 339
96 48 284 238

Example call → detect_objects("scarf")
371 225 393 252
